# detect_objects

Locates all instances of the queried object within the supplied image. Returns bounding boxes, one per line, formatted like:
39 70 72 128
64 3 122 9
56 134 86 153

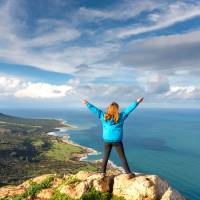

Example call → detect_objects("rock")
36 188 54 199
32 174 54 184
0 171 186 200
75 171 114 192
113 174 156 200
149 175 169 199
93 175 114 193
75 170 93 180
161 187 186 200
113 174 185 200
0 185 25 198
59 180 90 199
51 177 63 188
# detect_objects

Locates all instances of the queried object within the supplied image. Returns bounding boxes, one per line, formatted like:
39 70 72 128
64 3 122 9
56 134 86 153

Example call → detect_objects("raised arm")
121 97 143 120
82 100 104 119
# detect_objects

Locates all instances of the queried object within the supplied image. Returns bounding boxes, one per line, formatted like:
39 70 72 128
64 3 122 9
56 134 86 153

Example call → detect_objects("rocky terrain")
0 170 185 200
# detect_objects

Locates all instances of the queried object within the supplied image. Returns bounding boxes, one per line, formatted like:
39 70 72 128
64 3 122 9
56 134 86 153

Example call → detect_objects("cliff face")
0 171 185 200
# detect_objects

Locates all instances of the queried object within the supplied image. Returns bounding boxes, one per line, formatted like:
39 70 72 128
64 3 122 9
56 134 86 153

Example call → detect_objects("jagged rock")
149 175 169 199
59 180 90 199
161 187 185 200
0 185 26 198
113 174 185 200
75 171 114 192
36 188 54 199
92 175 114 192
75 170 94 181
0 171 186 200
32 174 55 184
51 177 63 188
113 174 156 200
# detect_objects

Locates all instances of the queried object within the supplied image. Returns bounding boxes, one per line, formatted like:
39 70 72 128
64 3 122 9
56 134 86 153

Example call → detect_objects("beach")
47 120 124 173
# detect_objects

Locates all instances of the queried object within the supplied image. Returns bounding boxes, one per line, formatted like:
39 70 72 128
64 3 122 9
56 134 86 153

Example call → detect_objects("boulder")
113 174 156 200
113 174 185 200
161 187 186 200
0 185 25 198
76 171 114 193
59 180 90 199
36 188 54 199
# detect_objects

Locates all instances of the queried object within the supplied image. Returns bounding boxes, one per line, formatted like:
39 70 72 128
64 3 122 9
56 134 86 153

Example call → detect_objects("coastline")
47 119 124 173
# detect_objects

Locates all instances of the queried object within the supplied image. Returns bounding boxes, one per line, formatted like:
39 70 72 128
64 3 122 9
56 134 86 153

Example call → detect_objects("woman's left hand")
137 97 144 103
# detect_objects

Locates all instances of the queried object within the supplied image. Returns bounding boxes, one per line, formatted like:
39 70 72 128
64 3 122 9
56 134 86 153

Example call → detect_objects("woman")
82 97 144 179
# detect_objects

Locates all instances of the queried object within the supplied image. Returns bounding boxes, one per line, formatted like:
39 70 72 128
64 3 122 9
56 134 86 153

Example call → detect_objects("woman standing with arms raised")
82 97 144 179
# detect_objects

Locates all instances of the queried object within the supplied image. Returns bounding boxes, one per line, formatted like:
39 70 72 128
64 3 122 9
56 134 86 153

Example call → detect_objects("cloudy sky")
0 0 200 109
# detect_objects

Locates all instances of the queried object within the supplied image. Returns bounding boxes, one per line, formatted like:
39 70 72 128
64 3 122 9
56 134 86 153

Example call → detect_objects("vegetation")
0 173 126 200
44 140 84 161
0 112 98 186
64 175 82 185
12 176 55 200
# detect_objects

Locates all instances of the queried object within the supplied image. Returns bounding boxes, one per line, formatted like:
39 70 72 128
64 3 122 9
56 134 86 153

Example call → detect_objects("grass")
65 175 82 185
50 190 71 200
82 187 111 200
44 140 84 161
12 176 55 200
31 139 45 147
50 187 125 200
79 163 97 172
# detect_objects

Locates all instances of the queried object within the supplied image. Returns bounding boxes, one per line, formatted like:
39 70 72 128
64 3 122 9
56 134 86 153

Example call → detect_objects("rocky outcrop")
0 171 186 200
112 174 184 200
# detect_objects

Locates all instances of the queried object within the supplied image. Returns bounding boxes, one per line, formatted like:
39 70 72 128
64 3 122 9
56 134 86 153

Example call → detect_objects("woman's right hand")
137 97 144 103
82 100 88 105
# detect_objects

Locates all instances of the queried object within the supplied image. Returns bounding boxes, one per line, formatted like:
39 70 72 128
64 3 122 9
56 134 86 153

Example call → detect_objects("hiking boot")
126 172 136 179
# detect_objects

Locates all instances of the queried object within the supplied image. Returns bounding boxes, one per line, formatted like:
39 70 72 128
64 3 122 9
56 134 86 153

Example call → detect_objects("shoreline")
47 120 124 173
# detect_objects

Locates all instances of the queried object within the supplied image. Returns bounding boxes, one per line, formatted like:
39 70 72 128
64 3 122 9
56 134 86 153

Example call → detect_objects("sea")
1 107 200 200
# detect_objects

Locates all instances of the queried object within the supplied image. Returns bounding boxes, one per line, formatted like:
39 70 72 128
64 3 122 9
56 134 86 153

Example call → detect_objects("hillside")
0 113 102 186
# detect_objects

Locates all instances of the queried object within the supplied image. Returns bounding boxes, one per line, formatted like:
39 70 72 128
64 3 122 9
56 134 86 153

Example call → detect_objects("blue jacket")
86 101 139 142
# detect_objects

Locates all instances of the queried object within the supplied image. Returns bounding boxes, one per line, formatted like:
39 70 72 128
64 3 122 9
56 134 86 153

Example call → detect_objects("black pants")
101 141 131 173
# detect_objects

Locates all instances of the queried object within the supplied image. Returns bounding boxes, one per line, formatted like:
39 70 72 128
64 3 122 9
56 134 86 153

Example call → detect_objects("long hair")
104 102 119 123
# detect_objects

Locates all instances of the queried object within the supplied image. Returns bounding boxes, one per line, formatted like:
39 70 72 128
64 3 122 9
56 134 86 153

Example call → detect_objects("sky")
0 0 200 109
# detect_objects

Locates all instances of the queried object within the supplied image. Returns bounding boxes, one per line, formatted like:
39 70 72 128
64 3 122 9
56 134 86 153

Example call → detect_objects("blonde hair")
104 102 119 123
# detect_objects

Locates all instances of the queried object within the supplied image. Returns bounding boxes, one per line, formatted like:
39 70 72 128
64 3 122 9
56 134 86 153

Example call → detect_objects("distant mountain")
0 112 63 129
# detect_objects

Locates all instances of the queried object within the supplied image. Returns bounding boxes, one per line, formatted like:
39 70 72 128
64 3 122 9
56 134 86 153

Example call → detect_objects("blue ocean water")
2 108 200 200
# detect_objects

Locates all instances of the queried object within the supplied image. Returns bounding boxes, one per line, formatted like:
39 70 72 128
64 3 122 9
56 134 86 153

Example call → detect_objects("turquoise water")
2 108 200 200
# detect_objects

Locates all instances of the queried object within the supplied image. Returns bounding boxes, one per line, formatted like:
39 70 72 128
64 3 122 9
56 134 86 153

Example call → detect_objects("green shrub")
82 187 111 200
13 176 55 200
111 195 125 200
65 175 81 185
50 190 72 200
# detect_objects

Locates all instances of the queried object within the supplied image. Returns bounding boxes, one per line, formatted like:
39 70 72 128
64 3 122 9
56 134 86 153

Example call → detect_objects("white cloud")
0 75 74 99
78 0 156 21
165 85 200 100
145 74 169 94
106 1 200 38
25 19 81 47
0 0 200 107
0 76 22 96
117 30 200 72
15 82 73 98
